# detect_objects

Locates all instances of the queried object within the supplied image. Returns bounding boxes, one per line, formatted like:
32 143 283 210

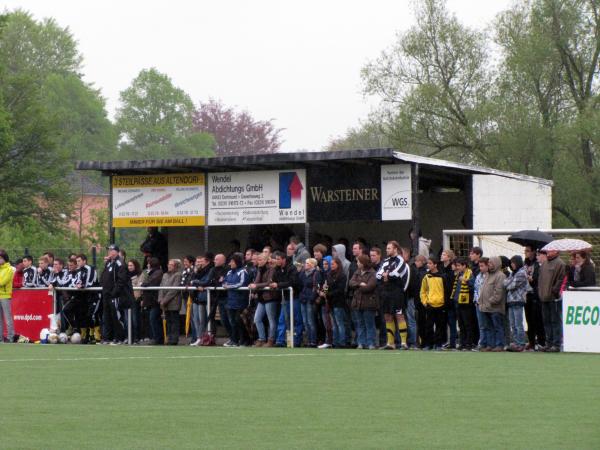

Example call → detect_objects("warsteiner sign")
208 170 306 225
112 173 205 227
307 166 381 222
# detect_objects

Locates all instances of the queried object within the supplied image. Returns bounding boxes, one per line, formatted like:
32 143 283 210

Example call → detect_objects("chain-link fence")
443 229 600 285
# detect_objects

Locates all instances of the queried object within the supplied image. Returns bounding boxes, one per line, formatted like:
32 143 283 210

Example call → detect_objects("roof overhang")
75 148 553 187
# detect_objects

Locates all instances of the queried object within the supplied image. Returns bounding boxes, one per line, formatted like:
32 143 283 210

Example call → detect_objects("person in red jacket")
12 259 24 289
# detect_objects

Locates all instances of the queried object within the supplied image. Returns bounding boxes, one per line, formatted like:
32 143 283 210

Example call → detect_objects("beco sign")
562 290 600 353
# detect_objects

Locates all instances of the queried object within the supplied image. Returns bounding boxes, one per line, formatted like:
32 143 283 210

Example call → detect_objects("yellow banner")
113 216 205 228
112 173 205 188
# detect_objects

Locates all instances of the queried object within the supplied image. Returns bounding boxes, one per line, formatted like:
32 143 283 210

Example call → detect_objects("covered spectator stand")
76 149 552 259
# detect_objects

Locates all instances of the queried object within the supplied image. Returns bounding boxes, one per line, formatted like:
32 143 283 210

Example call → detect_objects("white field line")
0 351 388 364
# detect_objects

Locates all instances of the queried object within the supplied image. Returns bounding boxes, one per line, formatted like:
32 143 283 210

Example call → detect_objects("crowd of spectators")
0 231 595 351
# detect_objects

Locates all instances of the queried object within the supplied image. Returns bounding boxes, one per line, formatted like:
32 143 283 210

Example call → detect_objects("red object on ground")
2 289 54 341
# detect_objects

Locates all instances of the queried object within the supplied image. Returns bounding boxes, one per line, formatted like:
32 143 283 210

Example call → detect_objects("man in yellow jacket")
0 249 15 343
420 257 447 350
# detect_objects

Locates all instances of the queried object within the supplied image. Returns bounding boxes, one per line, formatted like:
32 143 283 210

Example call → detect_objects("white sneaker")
190 339 201 347
318 343 331 349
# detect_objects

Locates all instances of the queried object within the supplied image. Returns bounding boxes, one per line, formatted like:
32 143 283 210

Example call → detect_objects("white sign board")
563 290 600 353
381 164 412 221
112 173 205 227
208 170 306 226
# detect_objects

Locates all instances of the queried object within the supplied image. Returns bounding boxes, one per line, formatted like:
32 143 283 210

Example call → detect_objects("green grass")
1 345 599 449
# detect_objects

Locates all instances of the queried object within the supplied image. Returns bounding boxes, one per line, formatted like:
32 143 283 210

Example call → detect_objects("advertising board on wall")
112 173 205 227
563 290 600 353
307 166 381 222
4 289 54 341
381 164 412 221
207 170 306 226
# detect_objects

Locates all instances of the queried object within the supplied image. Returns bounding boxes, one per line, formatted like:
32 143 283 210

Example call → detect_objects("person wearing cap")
100 244 131 345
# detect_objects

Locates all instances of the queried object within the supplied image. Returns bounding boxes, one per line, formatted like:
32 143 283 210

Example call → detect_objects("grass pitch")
1 345 599 449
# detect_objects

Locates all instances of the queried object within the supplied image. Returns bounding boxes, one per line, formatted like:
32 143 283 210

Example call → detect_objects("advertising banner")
563 290 600 353
307 166 381 222
207 170 306 226
112 173 205 227
381 164 412 221
3 289 54 341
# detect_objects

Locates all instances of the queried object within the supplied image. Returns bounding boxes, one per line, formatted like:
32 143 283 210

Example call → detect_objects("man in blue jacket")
223 253 249 347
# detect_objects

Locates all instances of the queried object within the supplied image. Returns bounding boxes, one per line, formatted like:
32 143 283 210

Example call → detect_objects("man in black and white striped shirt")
22 255 37 287
376 240 410 350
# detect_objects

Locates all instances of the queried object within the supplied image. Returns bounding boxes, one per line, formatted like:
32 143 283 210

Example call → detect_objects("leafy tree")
83 208 109 249
360 0 600 227
326 120 391 151
0 10 82 79
116 68 215 159
0 67 73 229
193 99 282 156
362 0 492 161
42 73 118 162
0 10 118 236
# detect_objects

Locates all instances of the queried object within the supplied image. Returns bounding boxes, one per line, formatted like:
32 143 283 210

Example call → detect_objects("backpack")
200 332 216 346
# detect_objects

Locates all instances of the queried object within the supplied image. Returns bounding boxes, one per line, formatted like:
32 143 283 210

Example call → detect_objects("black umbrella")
508 230 553 249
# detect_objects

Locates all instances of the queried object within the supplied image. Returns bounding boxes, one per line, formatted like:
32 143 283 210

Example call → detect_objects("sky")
4 0 512 152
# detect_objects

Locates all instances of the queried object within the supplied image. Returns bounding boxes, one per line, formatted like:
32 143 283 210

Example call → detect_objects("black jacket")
141 268 163 308
100 257 133 307
325 271 347 308
140 231 168 271
208 265 228 303
190 264 214 303
569 263 596 288
407 263 421 300
273 262 299 301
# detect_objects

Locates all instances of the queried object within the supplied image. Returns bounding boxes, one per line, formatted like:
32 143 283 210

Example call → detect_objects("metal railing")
48 286 295 347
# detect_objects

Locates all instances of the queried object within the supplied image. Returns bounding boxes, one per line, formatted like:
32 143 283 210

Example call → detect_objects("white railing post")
127 309 132 345
289 287 294 349
207 288 211 334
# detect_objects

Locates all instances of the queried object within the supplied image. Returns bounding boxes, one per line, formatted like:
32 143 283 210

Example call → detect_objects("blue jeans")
406 298 417 347
541 301 562 348
332 307 346 347
301 302 317 345
352 309 377 347
192 303 208 338
480 312 505 348
447 300 457 346
277 299 303 346
475 304 485 346
508 304 526 346
254 302 278 341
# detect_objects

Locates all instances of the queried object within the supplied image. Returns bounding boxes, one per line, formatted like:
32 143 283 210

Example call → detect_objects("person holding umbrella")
568 251 596 288
524 246 546 351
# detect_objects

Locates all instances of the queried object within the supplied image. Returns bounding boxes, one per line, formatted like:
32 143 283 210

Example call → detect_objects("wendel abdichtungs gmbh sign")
208 170 306 226
112 173 205 227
